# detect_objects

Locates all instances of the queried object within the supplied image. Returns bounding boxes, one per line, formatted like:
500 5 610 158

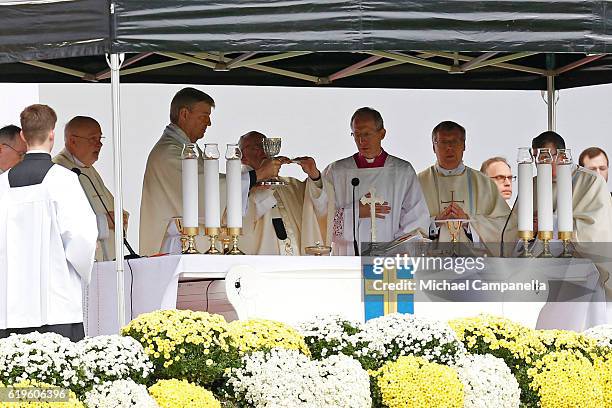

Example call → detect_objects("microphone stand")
72 168 140 259
351 177 360 255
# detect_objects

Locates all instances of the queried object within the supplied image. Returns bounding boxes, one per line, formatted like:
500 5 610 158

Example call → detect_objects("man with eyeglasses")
418 121 513 252
0 125 27 174
480 157 515 202
53 116 127 261
323 107 430 255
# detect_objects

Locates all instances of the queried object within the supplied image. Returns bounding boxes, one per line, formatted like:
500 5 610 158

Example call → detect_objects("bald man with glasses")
0 125 27 174
53 116 128 261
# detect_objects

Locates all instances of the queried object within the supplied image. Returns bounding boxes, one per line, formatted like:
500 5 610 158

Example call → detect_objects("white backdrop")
1 83 610 249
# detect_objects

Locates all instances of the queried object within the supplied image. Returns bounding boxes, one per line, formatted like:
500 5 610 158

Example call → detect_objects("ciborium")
259 137 287 186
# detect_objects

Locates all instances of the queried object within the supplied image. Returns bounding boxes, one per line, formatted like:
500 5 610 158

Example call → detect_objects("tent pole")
547 75 556 131
107 53 126 329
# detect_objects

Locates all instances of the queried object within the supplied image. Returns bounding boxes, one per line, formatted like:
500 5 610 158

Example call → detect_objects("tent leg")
107 53 126 329
547 75 556 131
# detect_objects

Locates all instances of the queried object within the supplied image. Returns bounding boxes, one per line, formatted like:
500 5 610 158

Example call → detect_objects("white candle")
556 164 573 232
226 159 242 228
203 159 221 228
181 158 198 228
518 162 533 232
536 163 553 232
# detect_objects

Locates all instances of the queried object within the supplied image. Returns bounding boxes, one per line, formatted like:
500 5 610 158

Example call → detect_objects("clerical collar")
435 162 465 176
353 150 388 168
165 123 191 145
26 149 49 155
68 150 86 168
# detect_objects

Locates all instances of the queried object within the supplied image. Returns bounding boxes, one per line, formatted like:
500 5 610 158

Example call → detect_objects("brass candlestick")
558 231 573 258
537 231 553 258
227 227 244 255
518 230 534 258
205 227 221 254
182 226 200 254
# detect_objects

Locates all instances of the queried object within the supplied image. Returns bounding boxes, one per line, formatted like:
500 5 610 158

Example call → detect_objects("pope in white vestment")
238 131 333 255
323 108 430 255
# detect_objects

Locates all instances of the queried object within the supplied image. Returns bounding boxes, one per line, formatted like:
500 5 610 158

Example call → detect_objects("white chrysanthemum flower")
84 379 159 408
353 313 465 365
582 324 612 349
228 348 370 408
0 332 82 387
454 354 520 408
77 335 153 386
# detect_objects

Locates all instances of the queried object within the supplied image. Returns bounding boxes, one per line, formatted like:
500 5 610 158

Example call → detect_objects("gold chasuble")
240 176 333 255
418 164 514 250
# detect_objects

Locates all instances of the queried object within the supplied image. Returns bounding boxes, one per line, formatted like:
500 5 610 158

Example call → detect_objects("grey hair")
0 125 21 144
169 87 215 124
431 121 466 143
350 107 384 130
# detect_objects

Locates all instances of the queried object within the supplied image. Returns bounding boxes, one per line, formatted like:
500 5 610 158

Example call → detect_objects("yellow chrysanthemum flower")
528 350 604 408
227 318 310 355
373 356 463 408
149 379 221 408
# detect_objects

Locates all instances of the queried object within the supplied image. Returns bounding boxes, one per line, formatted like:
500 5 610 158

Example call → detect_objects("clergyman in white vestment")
54 116 128 261
0 105 97 342
526 132 612 324
323 107 430 255
0 124 27 175
238 131 333 255
139 88 279 255
418 121 513 250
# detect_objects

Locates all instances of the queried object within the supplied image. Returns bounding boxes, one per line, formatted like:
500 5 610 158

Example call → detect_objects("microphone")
500 195 518 258
71 167 140 259
351 177 360 256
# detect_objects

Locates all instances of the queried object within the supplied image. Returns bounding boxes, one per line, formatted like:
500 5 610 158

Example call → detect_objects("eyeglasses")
490 175 517 182
1 143 25 157
72 135 105 145
434 139 463 148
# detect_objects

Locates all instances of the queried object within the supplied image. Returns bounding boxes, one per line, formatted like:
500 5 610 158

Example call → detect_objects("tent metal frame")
14 48 606 327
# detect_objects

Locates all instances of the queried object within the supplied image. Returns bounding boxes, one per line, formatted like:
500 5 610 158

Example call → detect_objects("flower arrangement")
453 354 520 408
82 379 158 408
583 324 612 349
353 313 465 369
77 335 153 389
227 348 371 407
297 315 362 359
449 314 607 406
0 333 84 390
227 318 309 355
0 379 83 408
121 310 239 387
594 356 612 407
527 350 604 408
148 379 221 408
371 355 464 408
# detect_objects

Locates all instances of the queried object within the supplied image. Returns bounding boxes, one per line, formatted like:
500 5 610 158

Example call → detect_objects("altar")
85 254 608 336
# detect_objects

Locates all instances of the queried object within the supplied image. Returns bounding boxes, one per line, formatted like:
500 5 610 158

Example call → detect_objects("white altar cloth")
85 255 608 336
